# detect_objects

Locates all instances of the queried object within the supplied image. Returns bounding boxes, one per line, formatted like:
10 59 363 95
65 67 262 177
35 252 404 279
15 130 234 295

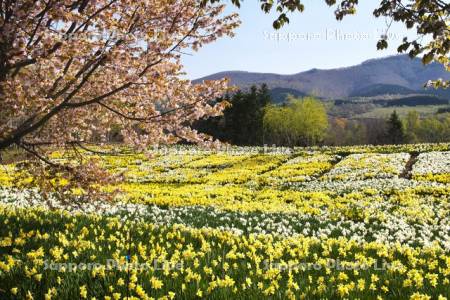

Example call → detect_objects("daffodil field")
1 144 450 299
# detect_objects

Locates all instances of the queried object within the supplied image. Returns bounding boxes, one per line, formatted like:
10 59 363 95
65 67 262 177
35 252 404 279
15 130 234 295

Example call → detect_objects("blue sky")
182 1 416 79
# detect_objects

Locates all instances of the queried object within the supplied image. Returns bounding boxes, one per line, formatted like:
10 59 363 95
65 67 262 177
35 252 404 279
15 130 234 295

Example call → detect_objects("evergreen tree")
194 84 272 145
386 111 405 144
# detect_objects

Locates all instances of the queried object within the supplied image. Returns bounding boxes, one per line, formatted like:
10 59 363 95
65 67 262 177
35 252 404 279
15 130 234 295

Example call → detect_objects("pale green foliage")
263 96 328 146
404 111 421 143
403 111 450 143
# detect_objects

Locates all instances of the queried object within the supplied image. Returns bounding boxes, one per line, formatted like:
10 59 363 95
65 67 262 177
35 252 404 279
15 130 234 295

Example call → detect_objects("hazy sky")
182 1 417 79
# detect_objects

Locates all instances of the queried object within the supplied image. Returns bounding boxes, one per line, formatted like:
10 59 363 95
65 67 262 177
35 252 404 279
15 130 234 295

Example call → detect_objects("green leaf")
273 20 281 30
377 39 388 50
422 52 434 65
397 42 410 53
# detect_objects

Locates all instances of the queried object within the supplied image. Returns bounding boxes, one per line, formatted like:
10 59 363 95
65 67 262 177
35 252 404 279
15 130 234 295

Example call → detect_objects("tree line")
195 85 450 147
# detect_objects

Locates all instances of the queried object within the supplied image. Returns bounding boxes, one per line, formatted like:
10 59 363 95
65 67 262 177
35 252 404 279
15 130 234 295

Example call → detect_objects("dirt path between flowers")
400 152 419 179
317 153 348 180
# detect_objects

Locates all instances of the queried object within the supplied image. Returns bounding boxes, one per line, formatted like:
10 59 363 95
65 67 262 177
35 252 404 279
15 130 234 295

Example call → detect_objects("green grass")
354 105 448 119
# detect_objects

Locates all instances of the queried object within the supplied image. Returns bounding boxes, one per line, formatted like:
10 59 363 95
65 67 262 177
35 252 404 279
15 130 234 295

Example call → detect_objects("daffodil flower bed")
258 154 339 185
322 153 410 181
1 144 450 299
412 151 450 183
203 154 291 184
0 205 449 300
1 188 449 249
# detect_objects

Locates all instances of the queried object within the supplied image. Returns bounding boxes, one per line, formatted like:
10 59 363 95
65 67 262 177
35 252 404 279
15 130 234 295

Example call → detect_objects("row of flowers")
86 149 450 185
2 147 450 187
108 149 450 185
0 205 449 299
0 187 449 250
413 151 450 183
322 153 410 181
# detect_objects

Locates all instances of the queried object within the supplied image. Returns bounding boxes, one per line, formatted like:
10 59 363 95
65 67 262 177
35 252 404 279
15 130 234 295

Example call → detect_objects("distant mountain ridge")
194 55 450 100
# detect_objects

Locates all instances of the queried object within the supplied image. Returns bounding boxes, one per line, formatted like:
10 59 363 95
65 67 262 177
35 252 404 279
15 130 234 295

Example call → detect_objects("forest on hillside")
194 85 450 147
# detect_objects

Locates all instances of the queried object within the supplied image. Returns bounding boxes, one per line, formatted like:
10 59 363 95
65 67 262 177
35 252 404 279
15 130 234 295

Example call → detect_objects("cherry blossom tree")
0 1 241 150
0 0 240 196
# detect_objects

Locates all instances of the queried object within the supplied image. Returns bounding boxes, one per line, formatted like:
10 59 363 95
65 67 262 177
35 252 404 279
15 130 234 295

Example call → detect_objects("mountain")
194 55 450 99
349 84 416 97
